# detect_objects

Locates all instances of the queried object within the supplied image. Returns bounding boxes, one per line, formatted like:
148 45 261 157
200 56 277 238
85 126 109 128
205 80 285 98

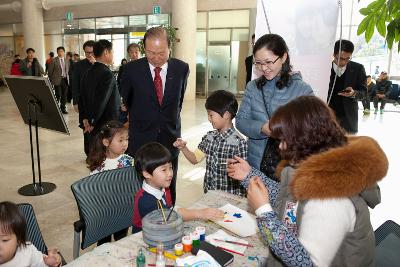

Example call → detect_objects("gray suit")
48 57 68 112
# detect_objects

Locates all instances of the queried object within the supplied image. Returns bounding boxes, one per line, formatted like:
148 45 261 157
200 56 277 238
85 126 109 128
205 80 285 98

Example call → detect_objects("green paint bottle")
136 248 146 267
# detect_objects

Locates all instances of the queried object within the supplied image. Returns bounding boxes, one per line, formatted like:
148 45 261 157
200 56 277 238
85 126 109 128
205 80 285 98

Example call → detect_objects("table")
65 190 268 267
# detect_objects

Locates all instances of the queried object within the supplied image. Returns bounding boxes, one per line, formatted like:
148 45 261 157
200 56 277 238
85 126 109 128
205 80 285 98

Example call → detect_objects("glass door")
207 44 231 93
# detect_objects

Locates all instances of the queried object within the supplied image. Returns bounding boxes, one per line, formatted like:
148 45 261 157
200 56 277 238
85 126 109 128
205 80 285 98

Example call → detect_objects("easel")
4 75 70 196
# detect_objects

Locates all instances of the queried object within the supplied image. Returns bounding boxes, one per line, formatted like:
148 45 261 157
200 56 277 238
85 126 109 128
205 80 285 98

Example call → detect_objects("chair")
17 203 67 265
375 220 400 267
388 83 399 102
71 167 141 259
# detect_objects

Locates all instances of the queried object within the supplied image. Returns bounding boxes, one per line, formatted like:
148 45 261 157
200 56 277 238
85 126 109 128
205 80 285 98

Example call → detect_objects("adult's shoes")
62 110 68 114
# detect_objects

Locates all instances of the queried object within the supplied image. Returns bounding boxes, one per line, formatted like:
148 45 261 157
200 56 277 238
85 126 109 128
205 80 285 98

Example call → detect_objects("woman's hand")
247 176 270 210
261 121 271 136
227 156 251 181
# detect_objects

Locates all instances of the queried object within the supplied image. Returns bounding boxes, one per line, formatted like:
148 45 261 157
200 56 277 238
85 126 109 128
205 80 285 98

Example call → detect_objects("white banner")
254 0 339 100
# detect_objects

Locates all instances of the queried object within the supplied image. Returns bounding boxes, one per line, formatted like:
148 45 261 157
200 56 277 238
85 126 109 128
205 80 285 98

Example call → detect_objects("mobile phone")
340 88 351 93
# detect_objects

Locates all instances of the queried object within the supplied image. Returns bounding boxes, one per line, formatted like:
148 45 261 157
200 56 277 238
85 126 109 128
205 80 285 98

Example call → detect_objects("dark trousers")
170 155 178 205
362 97 371 110
67 83 72 103
83 132 90 156
336 115 357 135
54 78 68 111
373 96 387 110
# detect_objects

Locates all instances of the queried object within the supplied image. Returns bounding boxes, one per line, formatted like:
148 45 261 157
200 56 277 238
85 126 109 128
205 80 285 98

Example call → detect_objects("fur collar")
279 136 388 200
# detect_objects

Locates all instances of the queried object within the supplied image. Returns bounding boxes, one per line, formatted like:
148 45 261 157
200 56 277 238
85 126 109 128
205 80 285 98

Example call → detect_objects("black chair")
17 203 67 265
71 167 141 259
388 83 399 102
375 220 400 267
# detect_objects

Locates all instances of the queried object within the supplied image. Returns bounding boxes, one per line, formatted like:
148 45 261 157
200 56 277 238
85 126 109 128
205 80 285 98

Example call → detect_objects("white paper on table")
206 229 249 254
212 203 258 237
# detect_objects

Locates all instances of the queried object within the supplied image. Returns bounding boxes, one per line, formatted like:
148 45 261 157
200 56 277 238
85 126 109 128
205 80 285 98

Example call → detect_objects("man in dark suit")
245 34 255 85
81 40 120 149
327 39 367 134
71 40 95 155
121 26 189 204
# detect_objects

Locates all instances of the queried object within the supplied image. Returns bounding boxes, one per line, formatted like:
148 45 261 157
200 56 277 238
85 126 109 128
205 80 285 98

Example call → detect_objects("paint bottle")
136 248 146 267
155 241 165 267
174 243 183 256
191 231 200 248
182 235 192 252
196 226 206 241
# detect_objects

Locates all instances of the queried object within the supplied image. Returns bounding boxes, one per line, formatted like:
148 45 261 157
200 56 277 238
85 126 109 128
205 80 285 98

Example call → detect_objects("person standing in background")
245 34 255 85
10 55 22 75
81 39 120 153
71 40 95 156
48 46 69 114
327 39 367 134
65 51 74 103
45 52 54 73
19 48 44 77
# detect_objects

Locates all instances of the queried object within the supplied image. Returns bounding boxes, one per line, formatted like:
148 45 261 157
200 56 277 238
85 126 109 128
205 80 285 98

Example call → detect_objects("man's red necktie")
154 67 163 105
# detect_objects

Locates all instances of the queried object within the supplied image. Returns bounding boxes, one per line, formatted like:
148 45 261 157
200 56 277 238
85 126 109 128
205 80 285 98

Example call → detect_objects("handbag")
260 137 281 181
259 87 281 181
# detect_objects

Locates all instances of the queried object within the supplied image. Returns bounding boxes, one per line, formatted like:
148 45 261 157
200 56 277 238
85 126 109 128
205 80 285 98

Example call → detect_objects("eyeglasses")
84 51 94 55
253 56 281 69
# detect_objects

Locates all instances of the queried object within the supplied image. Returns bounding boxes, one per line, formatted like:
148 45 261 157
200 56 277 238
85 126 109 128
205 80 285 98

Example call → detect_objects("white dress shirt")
148 62 168 93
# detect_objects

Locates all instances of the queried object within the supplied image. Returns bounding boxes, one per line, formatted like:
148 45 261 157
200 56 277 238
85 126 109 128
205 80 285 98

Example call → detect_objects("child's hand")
173 138 187 150
43 248 61 267
200 208 225 221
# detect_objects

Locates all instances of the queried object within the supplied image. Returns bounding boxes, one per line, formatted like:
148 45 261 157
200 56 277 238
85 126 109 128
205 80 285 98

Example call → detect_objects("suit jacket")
81 62 120 132
245 55 253 85
48 57 66 86
71 58 93 125
121 57 189 158
328 61 367 133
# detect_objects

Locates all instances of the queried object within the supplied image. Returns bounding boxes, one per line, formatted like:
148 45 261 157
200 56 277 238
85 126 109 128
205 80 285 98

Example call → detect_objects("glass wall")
196 9 250 97
338 0 397 78
0 13 170 72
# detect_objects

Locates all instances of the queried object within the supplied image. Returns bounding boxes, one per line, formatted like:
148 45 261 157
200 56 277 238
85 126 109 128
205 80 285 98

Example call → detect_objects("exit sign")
153 5 161 14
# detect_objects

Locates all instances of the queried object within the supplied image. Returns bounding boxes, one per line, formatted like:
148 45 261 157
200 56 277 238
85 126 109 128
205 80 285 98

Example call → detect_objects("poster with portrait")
254 0 339 100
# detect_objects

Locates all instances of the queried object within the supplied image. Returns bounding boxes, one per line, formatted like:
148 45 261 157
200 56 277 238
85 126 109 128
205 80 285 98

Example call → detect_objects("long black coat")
121 57 189 158
81 62 120 133
328 61 367 133
71 58 92 126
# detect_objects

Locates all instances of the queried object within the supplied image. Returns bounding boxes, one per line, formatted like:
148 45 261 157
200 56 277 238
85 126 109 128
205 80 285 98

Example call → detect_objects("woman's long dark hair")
254 34 292 90
86 120 127 171
269 96 347 164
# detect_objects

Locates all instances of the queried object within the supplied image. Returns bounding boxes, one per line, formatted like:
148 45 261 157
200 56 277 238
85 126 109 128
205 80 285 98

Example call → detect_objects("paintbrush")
166 204 175 221
157 199 167 224
213 238 254 247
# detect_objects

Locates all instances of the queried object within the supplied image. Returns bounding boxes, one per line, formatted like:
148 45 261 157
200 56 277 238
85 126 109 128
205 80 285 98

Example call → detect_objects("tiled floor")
0 85 398 262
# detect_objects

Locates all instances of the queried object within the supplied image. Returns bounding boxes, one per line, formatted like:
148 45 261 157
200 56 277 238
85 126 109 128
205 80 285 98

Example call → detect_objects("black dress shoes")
62 110 68 114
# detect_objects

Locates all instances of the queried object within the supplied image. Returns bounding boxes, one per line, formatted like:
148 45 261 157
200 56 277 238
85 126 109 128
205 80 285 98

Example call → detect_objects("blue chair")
71 167 141 259
17 203 67 264
375 220 400 266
